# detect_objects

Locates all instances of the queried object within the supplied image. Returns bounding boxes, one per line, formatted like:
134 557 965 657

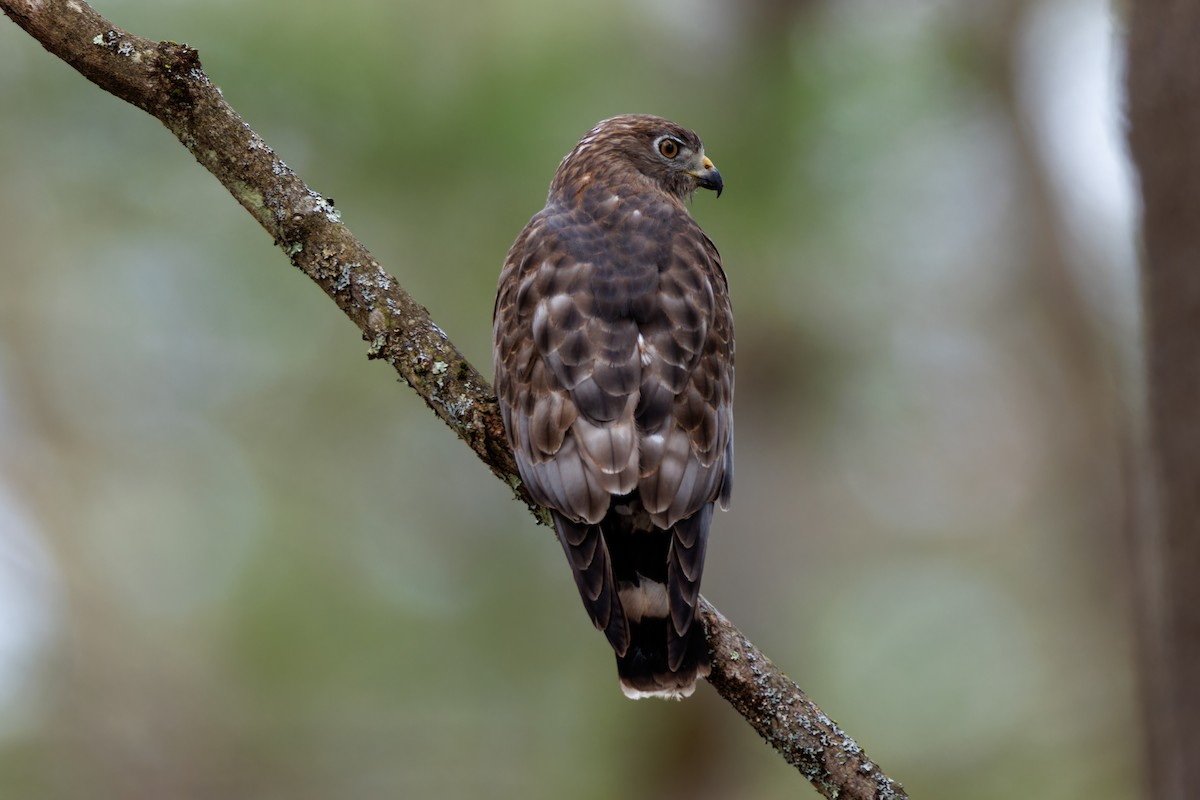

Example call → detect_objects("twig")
1 2 907 797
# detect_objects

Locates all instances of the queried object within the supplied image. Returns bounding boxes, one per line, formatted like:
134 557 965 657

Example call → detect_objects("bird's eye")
658 138 680 159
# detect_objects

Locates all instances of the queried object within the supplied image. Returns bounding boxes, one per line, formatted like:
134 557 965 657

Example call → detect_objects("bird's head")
552 114 723 202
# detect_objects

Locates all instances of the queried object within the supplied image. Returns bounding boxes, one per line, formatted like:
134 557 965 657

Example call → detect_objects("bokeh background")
0 1 1139 798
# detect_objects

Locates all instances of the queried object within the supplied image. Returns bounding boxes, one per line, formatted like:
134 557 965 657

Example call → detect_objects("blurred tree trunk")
1127 3 1200 798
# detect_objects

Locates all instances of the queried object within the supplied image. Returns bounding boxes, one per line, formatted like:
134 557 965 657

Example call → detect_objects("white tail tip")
619 681 696 701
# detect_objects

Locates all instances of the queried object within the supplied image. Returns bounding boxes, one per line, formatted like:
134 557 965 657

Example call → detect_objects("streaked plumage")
493 115 733 699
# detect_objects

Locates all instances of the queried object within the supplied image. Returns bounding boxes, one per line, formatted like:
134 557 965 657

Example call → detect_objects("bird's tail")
615 611 710 700
552 503 712 700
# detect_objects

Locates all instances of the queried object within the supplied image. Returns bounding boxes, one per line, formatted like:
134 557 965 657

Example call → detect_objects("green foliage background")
0 1 1138 798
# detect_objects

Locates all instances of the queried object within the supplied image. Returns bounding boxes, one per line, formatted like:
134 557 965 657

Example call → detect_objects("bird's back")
493 115 733 698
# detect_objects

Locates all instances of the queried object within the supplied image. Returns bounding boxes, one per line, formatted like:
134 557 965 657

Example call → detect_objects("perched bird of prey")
493 115 733 699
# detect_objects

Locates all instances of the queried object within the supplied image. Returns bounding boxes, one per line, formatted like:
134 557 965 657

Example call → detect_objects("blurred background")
0 0 1139 798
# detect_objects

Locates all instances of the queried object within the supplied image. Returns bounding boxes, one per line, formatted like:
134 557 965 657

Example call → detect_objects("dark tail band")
616 614 710 700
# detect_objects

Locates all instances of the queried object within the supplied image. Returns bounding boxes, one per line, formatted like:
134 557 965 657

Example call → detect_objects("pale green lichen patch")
296 189 341 224
230 180 266 214
91 30 139 60
366 333 387 358
313 199 341 224
445 394 472 419
335 263 357 293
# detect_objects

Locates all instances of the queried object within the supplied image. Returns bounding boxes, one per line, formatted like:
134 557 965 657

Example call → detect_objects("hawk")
493 115 733 699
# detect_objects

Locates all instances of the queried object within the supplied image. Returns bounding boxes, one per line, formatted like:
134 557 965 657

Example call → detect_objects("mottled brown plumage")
493 115 733 699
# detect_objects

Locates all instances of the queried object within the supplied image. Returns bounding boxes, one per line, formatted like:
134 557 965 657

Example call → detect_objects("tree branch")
1 2 906 797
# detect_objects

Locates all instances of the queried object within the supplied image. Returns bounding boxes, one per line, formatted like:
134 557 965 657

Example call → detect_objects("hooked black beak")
695 155 724 197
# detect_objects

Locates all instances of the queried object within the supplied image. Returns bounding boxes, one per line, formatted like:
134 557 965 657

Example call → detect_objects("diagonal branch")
1 2 907 797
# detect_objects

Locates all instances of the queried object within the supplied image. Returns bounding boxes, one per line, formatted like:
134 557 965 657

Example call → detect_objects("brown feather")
494 115 733 698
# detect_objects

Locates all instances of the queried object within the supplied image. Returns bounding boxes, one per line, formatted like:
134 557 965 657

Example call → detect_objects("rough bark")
0 2 906 797
1127 3 1200 798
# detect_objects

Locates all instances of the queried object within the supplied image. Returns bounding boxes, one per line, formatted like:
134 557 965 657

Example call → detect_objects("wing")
493 207 642 525
635 218 734 529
